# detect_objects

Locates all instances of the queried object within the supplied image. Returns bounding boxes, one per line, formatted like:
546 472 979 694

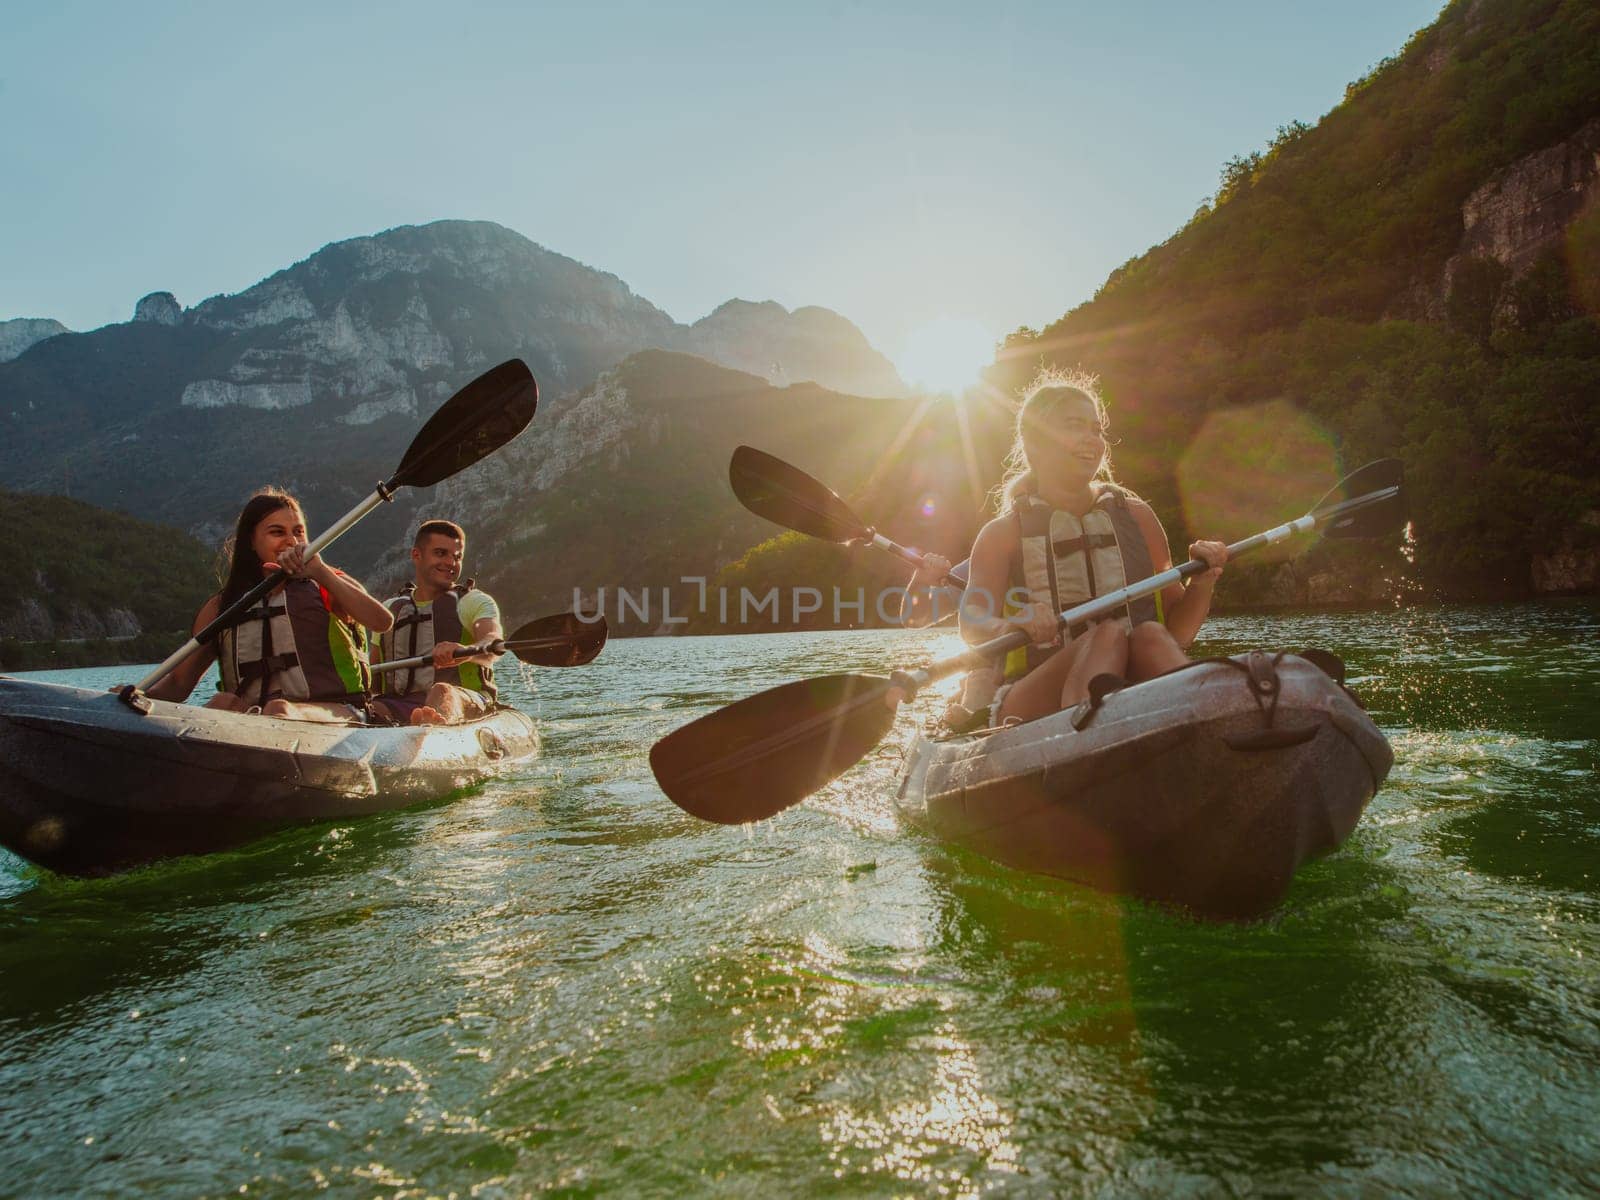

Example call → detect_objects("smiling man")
371 520 503 726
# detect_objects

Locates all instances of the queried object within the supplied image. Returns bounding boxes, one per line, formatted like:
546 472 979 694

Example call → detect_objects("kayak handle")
1222 726 1319 751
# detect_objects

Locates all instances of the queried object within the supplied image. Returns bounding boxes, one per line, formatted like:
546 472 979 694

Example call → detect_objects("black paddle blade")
729 445 871 543
504 612 608 667
650 673 898 824
389 359 538 490
1312 459 1406 539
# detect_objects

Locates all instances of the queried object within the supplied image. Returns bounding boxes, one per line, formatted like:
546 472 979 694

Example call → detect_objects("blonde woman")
960 376 1228 726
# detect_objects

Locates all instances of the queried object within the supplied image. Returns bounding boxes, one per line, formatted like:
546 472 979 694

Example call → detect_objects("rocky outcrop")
179 378 314 410
1432 118 1600 318
133 292 183 326
1532 548 1600 593
0 599 141 643
0 317 69 363
1531 511 1600 594
1211 557 1408 610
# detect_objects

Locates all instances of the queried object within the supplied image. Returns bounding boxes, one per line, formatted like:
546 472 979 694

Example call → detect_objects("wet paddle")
652 459 1406 824
122 359 539 711
729 445 969 588
370 611 609 674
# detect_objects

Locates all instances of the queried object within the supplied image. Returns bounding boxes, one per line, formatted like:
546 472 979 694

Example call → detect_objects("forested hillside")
0 491 213 669
986 0 1599 601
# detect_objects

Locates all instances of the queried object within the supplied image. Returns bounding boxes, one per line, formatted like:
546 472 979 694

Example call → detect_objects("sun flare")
895 317 996 395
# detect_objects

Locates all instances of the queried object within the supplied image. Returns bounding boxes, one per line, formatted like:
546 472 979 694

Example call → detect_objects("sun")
894 317 997 395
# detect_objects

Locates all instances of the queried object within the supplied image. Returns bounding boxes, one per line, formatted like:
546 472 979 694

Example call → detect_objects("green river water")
1 602 1596 1196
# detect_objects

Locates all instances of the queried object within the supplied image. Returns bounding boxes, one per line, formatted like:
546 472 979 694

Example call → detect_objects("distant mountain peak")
133 292 182 326
701 298 788 319
0 317 70 363
688 298 904 396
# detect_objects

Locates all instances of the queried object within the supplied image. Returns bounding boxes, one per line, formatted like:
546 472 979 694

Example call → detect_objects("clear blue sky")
2 1 1444 366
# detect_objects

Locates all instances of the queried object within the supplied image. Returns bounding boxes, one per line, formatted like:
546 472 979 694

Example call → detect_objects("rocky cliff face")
1432 117 1600 318
133 292 183 326
0 318 68 363
1457 117 1600 275
0 596 141 642
1530 510 1600 594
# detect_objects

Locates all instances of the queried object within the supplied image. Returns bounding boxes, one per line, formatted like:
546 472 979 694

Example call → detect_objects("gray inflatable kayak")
894 652 1392 919
0 675 538 876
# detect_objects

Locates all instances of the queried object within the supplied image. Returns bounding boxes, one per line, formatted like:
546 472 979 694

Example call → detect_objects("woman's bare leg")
997 622 1129 724
1058 620 1130 709
205 693 248 711
1126 621 1189 682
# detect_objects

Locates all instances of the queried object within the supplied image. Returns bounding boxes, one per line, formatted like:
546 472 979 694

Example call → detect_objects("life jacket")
216 575 373 706
379 581 497 702
1002 486 1162 682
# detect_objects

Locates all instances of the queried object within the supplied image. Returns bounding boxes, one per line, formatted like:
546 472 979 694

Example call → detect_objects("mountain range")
0 220 905 578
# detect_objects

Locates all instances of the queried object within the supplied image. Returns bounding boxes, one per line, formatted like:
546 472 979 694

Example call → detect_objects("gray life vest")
216 576 373 706
1004 486 1161 680
379 581 498 702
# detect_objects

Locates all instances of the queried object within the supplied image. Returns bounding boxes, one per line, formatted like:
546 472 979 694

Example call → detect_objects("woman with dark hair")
959 374 1228 727
144 488 394 722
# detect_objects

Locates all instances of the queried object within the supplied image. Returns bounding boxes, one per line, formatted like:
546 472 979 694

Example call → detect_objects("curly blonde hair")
992 369 1122 513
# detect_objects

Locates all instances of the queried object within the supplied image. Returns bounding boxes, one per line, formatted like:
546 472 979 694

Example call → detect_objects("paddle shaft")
135 486 392 693
371 641 497 675
371 631 606 674
890 486 1398 696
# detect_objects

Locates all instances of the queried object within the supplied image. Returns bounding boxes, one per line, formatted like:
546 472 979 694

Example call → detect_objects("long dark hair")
217 487 304 608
